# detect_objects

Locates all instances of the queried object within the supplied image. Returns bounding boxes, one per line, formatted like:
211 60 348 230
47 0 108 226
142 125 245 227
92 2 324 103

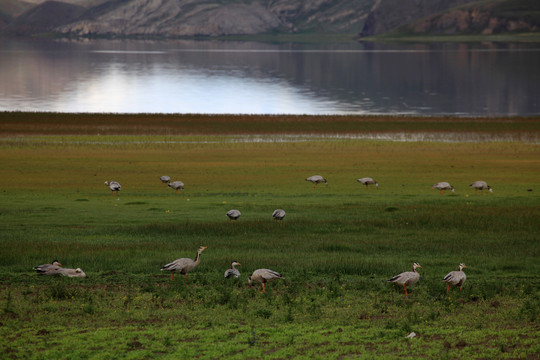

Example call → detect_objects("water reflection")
0 38 539 115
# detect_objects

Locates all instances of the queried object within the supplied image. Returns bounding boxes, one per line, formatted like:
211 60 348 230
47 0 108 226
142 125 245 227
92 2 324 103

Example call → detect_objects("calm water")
1 38 539 116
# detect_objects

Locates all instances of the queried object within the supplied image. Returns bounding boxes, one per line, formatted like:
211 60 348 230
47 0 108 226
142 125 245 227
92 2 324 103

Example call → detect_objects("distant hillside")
2 0 86 36
359 0 479 37
392 0 540 36
359 0 540 38
1 0 537 39
2 0 374 38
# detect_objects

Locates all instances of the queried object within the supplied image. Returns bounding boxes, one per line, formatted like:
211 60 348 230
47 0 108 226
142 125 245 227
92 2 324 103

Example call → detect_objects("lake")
1 38 539 116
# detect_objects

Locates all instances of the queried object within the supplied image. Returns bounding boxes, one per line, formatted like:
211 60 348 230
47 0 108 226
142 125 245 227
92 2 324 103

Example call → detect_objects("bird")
226 209 241 221
57 267 87 278
168 181 185 194
305 175 328 188
272 209 286 220
104 181 121 196
443 263 467 293
432 182 454 195
470 181 493 195
161 246 207 282
160 175 171 185
248 268 283 292
357 177 379 189
387 263 422 295
34 260 62 275
224 261 241 279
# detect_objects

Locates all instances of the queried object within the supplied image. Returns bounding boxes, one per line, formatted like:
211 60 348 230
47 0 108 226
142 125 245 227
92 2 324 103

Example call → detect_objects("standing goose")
357 177 379 189
226 209 241 221
387 263 422 295
160 175 171 185
168 181 185 194
470 181 493 195
305 175 328 188
57 267 87 278
248 269 283 292
432 182 454 195
161 246 207 282
443 263 467 293
34 260 62 276
224 261 241 279
272 209 286 220
105 181 121 196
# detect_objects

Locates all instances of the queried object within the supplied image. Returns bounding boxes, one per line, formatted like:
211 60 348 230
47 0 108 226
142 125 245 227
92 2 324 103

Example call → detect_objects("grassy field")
0 113 539 359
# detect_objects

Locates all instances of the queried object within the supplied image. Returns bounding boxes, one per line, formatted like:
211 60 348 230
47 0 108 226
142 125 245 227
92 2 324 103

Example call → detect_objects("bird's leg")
403 284 409 295
446 285 450 294
365 185 369 189
170 273 174 281
184 274 188 283
314 183 317 189
441 190 445 195
176 189 179 195
459 286 462 292
474 189 478 195
261 283 266 293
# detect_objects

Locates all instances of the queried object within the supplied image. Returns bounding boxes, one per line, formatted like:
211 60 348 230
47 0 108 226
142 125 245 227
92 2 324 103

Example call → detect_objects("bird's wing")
161 258 193 271
261 269 282 280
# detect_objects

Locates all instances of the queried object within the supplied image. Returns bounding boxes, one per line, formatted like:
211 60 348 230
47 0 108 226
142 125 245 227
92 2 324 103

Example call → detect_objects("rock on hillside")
396 0 540 35
3 0 86 35
359 0 478 37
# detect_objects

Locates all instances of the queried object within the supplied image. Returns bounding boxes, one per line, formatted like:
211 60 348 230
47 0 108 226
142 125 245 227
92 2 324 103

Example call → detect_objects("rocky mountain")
1 0 537 38
359 0 478 37
359 0 540 38
391 0 540 36
0 0 374 37
2 0 86 35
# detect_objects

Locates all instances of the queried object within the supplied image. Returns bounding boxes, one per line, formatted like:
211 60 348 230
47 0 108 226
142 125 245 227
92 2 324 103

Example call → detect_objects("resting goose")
224 261 241 279
34 260 62 276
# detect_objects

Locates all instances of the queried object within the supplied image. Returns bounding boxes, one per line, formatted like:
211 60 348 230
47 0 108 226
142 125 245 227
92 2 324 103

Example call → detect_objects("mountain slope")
3 0 86 35
394 0 540 36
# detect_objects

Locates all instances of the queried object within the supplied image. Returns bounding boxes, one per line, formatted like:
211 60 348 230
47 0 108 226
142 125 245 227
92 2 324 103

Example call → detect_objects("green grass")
0 116 539 358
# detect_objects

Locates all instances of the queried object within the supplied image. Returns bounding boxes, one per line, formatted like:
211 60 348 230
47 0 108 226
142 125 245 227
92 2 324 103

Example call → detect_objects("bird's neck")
194 252 202 264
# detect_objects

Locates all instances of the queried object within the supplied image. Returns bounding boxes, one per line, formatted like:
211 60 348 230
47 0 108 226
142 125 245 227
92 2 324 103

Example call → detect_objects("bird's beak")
237 263 241 266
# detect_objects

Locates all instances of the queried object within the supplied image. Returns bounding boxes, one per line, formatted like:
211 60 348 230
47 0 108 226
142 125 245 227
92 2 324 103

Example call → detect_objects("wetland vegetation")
0 113 538 359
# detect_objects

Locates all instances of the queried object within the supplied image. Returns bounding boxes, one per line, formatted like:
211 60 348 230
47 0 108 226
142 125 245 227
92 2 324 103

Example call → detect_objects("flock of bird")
66 175 480 292
34 249 467 295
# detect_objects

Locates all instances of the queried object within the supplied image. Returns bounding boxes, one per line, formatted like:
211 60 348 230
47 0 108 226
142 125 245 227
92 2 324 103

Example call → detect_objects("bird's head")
198 246 208 253
413 263 422 271
104 181 109 186
52 260 62 266
459 263 467 270
248 276 253 286
488 186 493 193
451 186 455 192
375 182 379 188
232 261 241 266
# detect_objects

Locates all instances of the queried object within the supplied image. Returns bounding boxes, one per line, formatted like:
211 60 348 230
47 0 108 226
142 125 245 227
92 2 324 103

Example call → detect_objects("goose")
432 182 454 195
305 175 328 188
161 246 207 282
160 175 171 185
272 209 286 220
443 263 467 293
248 268 283 292
34 260 62 276
226 209 241 221
224 261 241 279
168 181 185 194
57 267 87 278
104 181 121 195
357 177 379 189
470 181 493 195
387 263 422 295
